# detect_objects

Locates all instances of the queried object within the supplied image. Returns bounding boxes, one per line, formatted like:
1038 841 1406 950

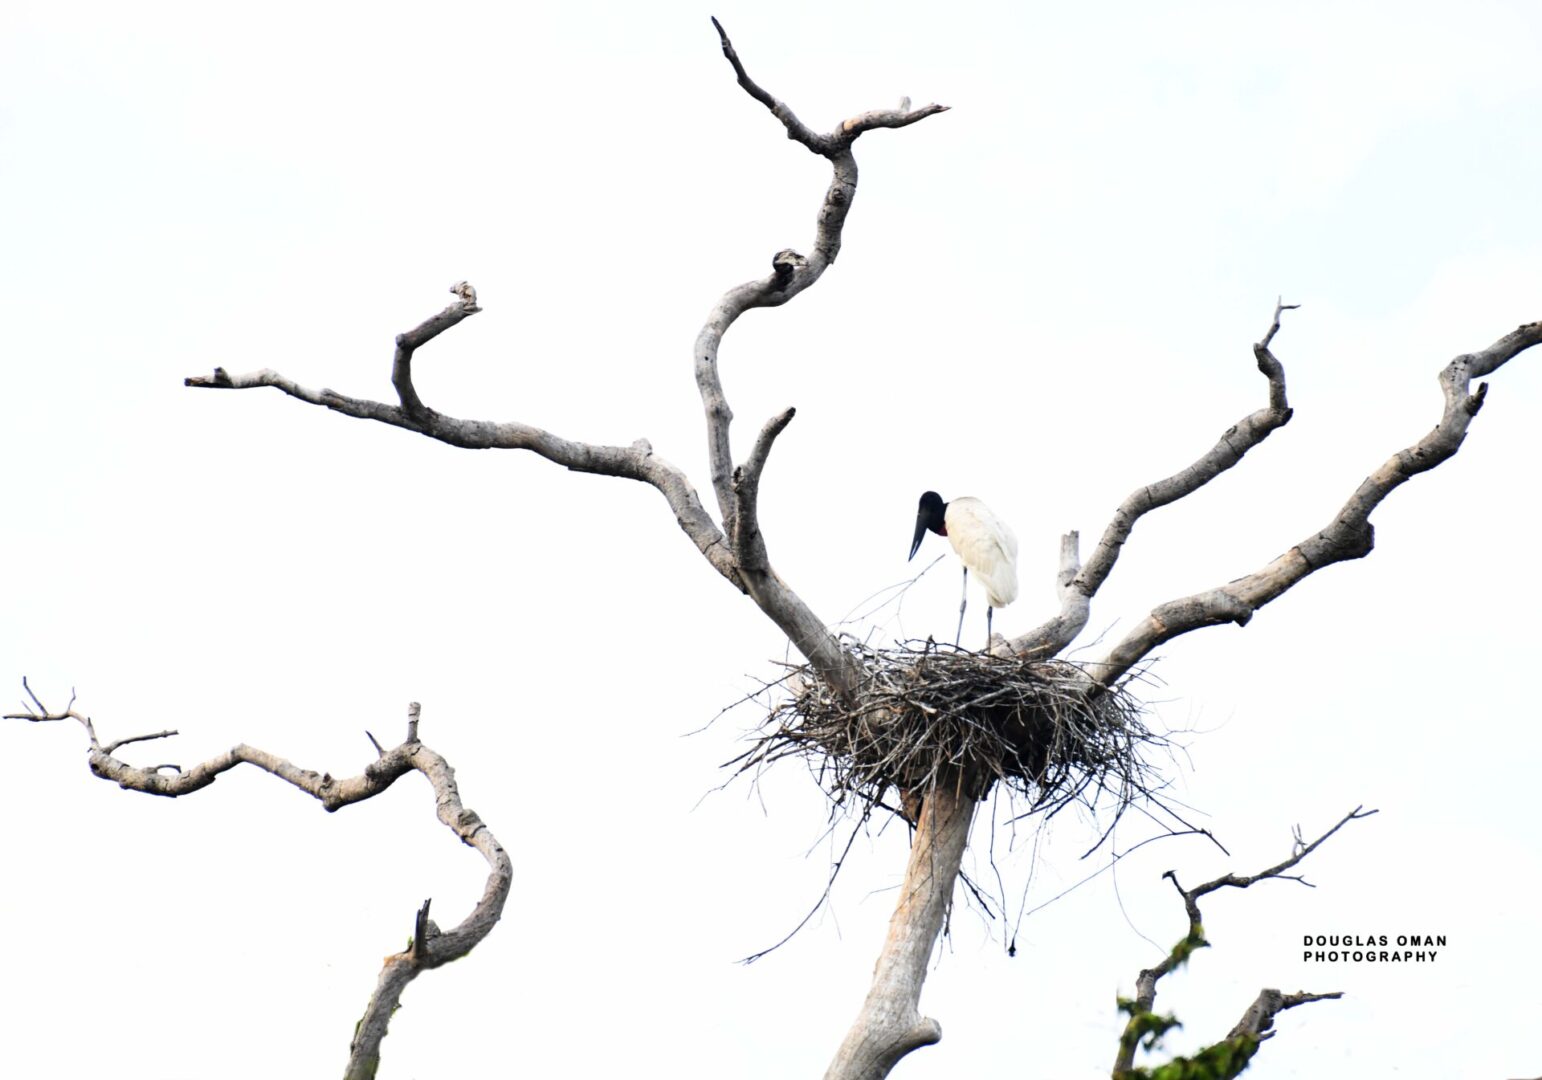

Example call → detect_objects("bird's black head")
909 491 947 561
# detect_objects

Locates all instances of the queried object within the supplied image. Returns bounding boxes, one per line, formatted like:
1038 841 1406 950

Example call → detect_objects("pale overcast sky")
3 2 1540 1078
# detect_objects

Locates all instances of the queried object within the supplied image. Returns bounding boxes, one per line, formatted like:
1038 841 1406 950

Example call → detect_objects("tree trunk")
824 784 975 1079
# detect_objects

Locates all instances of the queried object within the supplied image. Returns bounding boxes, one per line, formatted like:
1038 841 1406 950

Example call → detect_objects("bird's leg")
986 606 994 652
956 566 968 647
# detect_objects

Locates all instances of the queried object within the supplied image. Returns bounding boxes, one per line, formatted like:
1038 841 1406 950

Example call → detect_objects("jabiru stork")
909 491 1019 648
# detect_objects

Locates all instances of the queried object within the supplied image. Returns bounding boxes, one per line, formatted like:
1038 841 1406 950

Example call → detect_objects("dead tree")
13 19 1540 1079
178 22 1539 1077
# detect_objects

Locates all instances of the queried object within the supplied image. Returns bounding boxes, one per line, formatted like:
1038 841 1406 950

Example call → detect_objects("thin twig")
1112 807 1374 1077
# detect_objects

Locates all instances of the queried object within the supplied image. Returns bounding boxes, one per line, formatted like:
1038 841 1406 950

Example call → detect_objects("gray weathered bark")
824 785 974 1080
6 689 509 1080
179 30 961 1071
1084 318 1542 687
1013 302 1296 662
1011 308 1542 692
184 25 947 704
160 21 1542 1080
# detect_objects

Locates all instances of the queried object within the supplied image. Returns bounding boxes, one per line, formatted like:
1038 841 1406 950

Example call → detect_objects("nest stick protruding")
733 639 1162 824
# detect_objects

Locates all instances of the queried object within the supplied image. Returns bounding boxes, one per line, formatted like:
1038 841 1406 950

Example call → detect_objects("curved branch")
184 290 742 593
698 22 947 531
697 20 948 699
710 16 825 153
391 281 480 419
1012 302 1296 661
342 711 510 1080
1089 318 1542 686
708 18 948 157
186 25 947 703
7 693 511 1080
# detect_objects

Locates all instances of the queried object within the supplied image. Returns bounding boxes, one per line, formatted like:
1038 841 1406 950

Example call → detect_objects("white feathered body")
944 497 1019 609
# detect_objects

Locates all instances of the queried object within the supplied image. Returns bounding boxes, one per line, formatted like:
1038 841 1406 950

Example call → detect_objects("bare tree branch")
1169 806 1376 922
1226 988 1344 1043
697 20 947 531
24 13 1526 1078
1111 807 1374 1078
1013 301 1297 660
696 19 947 700
1088 319 1542 685
709 16 825 153
183 23 947 705
185 289 744 592
102 728 179 755
6 692 510 1080
391 281 480 418
707 18 948 156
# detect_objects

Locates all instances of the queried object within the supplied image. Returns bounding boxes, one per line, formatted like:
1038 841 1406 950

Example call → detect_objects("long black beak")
909 512 928 561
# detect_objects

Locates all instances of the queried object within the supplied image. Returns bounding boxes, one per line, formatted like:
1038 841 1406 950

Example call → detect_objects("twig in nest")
728 638 1165 825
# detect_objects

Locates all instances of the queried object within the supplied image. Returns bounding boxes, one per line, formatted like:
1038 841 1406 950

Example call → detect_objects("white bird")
908 491 1019 648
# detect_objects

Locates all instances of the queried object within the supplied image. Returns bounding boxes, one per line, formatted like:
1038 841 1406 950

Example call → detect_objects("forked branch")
732 406 797 574
696 19 947 699
708 17 948 157
183 23 948 703
6 689 510 1080
184 285 742 592
698 20 948 529
1112 807 1375 1078
1088 319 1542 685
1013 301 1297 660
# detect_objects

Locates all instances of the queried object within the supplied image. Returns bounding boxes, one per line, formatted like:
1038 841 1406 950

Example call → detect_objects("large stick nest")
734 639 1164 821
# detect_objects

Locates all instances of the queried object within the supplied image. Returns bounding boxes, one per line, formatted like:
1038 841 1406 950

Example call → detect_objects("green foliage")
1115 926 1261 1079
1128 1034 1260 1079
1168 924 1209 969
1117 997 1182 1053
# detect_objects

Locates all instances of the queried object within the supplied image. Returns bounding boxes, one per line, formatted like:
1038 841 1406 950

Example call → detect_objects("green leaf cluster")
1115 926 1260 1079
1125 1034 1260 1080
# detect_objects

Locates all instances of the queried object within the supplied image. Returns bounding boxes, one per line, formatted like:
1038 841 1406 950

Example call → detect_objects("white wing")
945 497 1019 609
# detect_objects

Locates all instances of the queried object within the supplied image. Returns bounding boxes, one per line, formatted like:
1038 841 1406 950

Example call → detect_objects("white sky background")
3 1 1540 1077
